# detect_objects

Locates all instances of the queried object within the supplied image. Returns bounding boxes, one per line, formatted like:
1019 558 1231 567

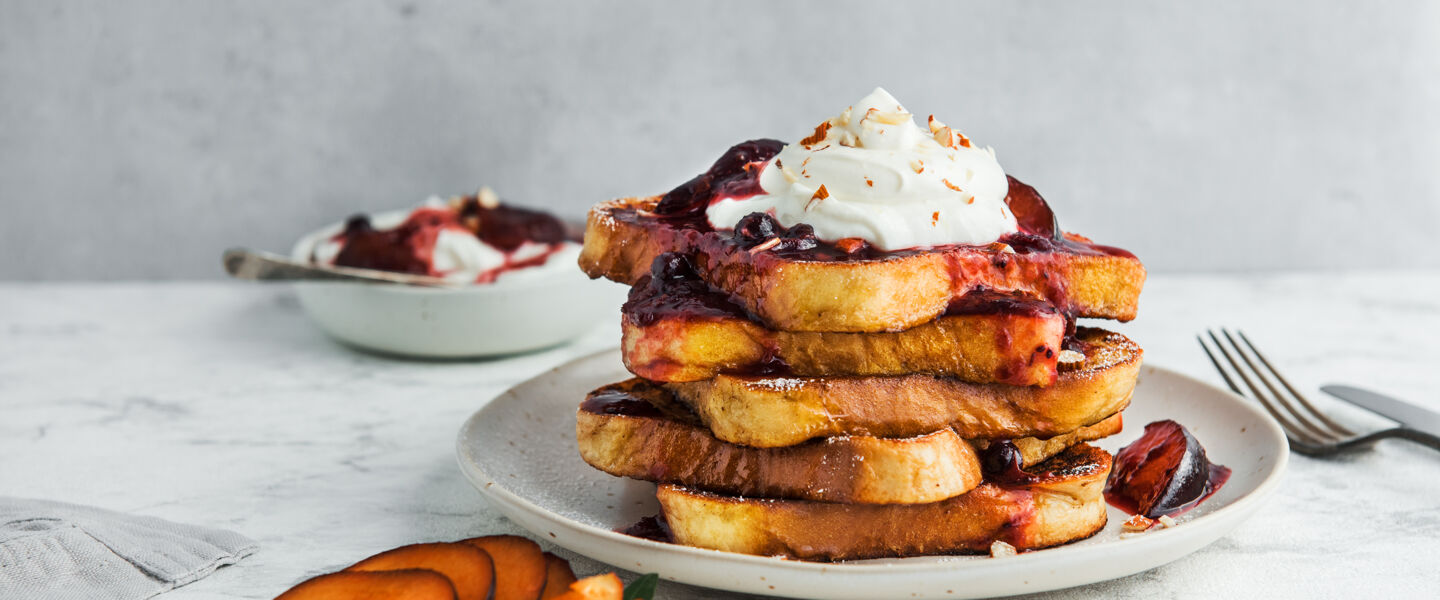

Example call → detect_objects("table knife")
1321 384 1440 439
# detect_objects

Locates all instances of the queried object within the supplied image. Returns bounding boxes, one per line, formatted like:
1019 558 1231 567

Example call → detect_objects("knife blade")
1322 384 1440 438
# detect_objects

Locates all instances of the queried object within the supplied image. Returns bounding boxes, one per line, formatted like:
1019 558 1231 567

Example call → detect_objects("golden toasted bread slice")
657 443 1112 560
579 196 1145 332
577 379 1122 504
578 380 1123 499
665 327 1139 447
577 378 979 504
622 258 1066 385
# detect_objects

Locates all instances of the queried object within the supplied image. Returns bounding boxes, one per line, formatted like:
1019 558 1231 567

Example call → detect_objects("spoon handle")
222 248 452 286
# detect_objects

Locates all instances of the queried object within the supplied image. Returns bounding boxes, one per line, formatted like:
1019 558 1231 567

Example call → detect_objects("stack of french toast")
574 90 1146 561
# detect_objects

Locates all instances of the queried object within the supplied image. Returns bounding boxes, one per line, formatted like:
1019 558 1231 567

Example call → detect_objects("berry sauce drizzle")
326 194 576 282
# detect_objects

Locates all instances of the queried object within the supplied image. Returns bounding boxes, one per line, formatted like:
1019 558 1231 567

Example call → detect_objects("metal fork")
1197 328 1419 456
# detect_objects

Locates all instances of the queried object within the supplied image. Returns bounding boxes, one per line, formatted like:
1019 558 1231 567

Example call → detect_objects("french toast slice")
577 379 981 504
579 195 1145 332
656 443 1112 560
577 379 1120 504
665 327 1140 447
623 255 1066 385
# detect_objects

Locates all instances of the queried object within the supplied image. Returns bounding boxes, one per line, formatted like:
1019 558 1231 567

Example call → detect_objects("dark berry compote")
616 139 1135 263
316 191 578 284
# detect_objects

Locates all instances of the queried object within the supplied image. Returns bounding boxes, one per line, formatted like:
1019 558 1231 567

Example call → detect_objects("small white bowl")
289 211 623 358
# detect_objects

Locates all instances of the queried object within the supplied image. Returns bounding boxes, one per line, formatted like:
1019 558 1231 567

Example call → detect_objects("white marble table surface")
3 272 1438 599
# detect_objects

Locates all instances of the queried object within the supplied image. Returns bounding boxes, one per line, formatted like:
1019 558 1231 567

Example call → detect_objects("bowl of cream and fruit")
290 189 619 358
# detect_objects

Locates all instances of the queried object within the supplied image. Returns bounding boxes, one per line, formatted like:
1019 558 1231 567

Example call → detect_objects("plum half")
1003 175 1059 240
1105 420 1231 518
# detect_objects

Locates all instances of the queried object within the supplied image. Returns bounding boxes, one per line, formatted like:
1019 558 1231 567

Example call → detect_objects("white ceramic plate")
456 350 1288 599
289 211 625 358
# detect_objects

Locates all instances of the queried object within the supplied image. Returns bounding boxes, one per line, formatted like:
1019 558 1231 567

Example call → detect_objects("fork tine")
1235 330 1356 437
1204 330 1322 445
1197 334 1243 395
1220 329 1348 441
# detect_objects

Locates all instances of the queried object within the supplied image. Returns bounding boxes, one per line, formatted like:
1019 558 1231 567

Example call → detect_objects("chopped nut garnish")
927 116 973 149
910 159 925 174
805 185 829 210
987 242 1016 254
1058 349 1085 364
1158 515 1178 528
747 237 782 254
863 177 874 187
932 211 940 226
1122 514 1156 532
835 237 867 254
477 186 500 209
800 121 832 147
966 195 975 205
864 107 911 125
778 160 800 183
1125 514 1156 532
989 540 1017 557
941 178 964 193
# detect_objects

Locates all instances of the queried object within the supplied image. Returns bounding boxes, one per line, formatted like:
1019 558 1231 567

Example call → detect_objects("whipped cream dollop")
706 88 1018 250
314 196 574 284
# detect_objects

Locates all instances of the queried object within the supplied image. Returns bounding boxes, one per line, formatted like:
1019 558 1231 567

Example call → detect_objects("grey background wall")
2 1 1437 280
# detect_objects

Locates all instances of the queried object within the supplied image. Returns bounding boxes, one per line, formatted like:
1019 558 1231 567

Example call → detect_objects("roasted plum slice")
1105 420 1231 518
1003 175 1059 240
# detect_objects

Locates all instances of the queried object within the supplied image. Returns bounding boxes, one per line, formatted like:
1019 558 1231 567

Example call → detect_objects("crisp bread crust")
664 327 1141 447
577 379 1122 505
579 196 1147 332
657 443 1112 561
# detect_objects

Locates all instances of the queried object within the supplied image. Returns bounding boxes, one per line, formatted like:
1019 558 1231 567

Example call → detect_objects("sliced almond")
477 186 500 209
1122 514 1156 532
805 185 829 211
927 115 946 134
800 121 832 147
747 237 782 254
777 160 800 184
835 237 867 254
865 107 911 125
989 540 1017 558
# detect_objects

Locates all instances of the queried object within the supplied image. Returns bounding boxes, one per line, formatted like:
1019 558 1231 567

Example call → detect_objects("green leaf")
623 573 660 600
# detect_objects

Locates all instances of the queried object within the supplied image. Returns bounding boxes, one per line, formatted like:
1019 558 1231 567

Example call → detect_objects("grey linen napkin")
0 497 258 600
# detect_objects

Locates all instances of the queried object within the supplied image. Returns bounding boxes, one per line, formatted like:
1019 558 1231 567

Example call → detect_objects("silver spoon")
222 248 457 287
